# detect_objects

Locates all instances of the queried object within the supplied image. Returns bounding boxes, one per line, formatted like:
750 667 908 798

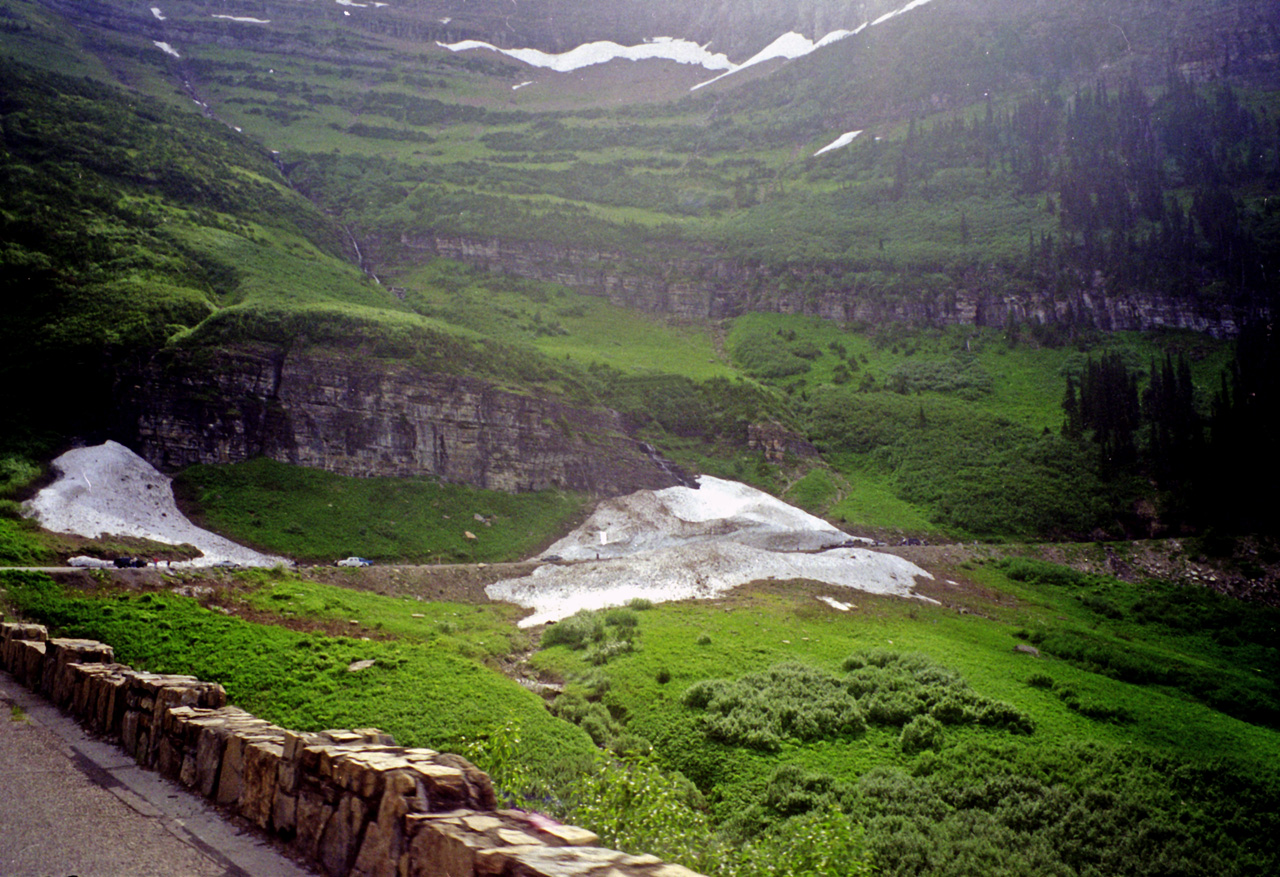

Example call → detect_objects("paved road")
0 671 315 877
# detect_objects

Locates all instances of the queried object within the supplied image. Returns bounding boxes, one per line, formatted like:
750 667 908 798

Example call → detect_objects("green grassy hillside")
3 0 1277 537
4 555 1277 876
3 4 1279 875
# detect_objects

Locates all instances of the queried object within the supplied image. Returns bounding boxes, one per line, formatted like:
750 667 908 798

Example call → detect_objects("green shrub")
883 356 993 399
685 653 1035 751
579 702 620 746
604 608 639 629
736 809 874 877
1000 557 1094 588
683 663 865 751
731 330 811 379
0 456 41 498
900 714 945 753
542 610 606 649
586 638 635 665
0 519 54 566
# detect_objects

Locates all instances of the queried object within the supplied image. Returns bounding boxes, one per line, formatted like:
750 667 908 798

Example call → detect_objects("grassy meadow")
173 458 584 564
3 551 1276 876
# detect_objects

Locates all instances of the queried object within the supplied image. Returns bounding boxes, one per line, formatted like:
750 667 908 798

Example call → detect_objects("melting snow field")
437 37 733 74
20 447 931 614
487 476 934 626
815 130 862 156
438 0 939 92
22 442 287 568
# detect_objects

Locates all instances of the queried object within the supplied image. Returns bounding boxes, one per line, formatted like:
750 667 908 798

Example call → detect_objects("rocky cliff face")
120 345 693 495
397 233 1254 337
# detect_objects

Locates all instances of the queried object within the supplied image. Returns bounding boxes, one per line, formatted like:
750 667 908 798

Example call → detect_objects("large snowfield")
22 445 932 620
487 476 934 626
22 442 287 568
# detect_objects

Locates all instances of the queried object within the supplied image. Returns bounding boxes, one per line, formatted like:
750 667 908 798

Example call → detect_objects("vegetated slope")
526 560 1280 876
20 0 1278 326
3 0 1278 548
9 542 1275 877
0 46 704 501
0 55 397 444
74 0 1271 337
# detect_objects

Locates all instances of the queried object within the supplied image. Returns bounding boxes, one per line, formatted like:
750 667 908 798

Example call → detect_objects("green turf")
174 458 585 564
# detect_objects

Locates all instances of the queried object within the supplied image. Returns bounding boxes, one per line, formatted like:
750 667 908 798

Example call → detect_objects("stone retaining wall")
1 620 702 877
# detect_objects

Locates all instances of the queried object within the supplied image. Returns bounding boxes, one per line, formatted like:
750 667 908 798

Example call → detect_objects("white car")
335 557 373 567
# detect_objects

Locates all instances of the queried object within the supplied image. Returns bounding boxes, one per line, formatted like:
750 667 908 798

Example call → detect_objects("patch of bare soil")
43 531 204 563
873 543 1018 615
298 562 540 605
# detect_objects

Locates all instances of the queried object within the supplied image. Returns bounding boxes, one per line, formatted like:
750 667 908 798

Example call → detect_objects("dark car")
112 557 148 568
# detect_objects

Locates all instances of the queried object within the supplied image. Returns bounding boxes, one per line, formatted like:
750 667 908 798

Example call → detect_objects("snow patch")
437 36 733 74
153 40 180 58
150 7 165 21
872 0 938 27
513 81 534 90
439 0 938 85
212 14 271 24
487 475 933 626
814 130 862 156
22 442 288 568
692 0 938 90
818 596 853 611
692 28 860 90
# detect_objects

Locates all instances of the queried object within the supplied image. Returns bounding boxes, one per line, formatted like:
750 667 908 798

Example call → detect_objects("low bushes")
681 651 1033 751
541 608 640 667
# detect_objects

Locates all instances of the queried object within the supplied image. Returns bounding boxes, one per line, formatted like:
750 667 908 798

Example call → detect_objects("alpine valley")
2 0 1279 874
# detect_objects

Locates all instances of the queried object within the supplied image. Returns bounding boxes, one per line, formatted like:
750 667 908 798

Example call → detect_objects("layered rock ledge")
121 344 692 496
398 234 1255 338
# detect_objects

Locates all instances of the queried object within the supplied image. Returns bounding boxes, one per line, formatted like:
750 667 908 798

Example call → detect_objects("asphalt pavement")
0 670 315 877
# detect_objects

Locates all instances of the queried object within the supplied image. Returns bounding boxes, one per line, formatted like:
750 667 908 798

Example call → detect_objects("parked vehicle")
211 560 240 569
335 557 373 567
112 557 148 568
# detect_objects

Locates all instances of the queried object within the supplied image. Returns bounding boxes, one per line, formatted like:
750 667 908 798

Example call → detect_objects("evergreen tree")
1200 322 1280 532
1076 354 1141 474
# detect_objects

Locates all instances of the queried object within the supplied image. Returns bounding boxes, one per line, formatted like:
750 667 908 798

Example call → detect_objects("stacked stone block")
0 621 703 877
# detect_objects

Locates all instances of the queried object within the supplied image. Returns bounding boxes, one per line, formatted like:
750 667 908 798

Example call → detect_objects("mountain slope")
2 0 1278 542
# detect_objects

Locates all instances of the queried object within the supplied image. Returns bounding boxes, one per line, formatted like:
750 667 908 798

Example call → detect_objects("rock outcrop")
397 233 1255 338
121 344 693 495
